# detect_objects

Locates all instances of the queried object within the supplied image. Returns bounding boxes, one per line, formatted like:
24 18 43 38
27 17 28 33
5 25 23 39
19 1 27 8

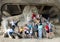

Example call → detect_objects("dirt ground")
0 37 60 42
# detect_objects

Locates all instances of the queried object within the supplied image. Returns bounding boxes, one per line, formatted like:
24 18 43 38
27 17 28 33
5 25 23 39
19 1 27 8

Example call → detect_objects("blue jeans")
38 29 42 39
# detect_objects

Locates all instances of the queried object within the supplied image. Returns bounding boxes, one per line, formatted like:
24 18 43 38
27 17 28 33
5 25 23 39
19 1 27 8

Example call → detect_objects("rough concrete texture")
0 0 59 7
0 0 56 10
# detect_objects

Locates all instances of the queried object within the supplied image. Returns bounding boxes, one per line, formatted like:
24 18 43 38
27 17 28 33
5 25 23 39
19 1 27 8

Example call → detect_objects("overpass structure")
0 0 60 39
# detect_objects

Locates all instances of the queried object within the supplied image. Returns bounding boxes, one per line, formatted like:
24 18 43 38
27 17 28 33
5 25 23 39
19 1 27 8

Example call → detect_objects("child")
33 22 38 38
6 26 14 38
37 19 43 39
27 21 33 38
17 26 24 38
45 23 49 38
18 26 24 34
49 23 55 38
24 24 29 38
38 23 43 39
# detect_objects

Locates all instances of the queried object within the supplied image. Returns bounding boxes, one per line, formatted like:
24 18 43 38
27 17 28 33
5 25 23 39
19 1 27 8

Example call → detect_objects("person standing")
33 22 38 38
27 21 33 38
49 23 55 38
45 22 50 38
38 19 43 39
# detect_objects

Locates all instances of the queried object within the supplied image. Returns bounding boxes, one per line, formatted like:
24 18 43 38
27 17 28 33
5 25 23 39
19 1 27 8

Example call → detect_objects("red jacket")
32 13 36 19
45 25 49 31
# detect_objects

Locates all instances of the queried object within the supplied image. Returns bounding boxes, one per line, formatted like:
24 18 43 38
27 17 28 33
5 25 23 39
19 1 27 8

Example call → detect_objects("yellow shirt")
19 28 24 32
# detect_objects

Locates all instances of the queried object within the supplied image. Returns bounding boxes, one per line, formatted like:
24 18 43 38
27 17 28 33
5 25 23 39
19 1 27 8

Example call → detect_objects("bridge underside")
1 4 60 21
0 0 60 25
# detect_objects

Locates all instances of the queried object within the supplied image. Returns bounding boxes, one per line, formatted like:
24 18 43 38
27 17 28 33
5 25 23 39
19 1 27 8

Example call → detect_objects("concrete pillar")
0 0 2 26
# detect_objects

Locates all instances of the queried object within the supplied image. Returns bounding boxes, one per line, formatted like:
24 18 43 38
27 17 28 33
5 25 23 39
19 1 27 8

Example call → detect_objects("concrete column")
0 0 2 26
